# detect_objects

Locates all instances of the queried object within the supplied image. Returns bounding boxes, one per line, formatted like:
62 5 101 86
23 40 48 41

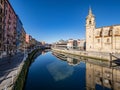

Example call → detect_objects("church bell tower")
86 7 96 51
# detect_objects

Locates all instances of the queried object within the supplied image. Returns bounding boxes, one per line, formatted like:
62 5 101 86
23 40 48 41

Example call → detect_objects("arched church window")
100 28 103 37
109 30 112 36
100 31 102 37
109 26 113 36
89 20 91 24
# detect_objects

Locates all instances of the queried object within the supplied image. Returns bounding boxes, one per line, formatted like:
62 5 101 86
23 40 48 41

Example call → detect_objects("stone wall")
52 48 110 61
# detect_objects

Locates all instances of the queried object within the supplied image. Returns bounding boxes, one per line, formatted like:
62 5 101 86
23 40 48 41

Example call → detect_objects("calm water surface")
24 51 117 90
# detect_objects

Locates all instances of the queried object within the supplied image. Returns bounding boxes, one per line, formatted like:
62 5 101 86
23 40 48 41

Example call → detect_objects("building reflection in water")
52 52 81 66
52 52 120 90
42 51 45 55
67 57 80 66
86 62 120 90
41 49 51 55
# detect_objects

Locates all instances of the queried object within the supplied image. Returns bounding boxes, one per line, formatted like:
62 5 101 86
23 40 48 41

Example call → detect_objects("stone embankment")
52 48 111 61
12 49 40 90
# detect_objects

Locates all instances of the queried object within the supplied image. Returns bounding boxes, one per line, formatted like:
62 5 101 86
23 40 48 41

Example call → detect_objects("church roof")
96 24 120 29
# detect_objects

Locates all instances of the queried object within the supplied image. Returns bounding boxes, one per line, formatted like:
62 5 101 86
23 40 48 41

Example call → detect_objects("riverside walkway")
0 52 24 90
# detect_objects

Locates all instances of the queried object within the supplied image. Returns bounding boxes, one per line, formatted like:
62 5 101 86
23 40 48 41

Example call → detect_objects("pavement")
0 52 24 90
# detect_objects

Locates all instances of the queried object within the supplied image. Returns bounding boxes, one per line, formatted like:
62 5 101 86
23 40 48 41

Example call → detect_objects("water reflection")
41 49 51 55
24 51 85 90
47 61 74 81
86 62 120 90
67 57 80 66
52 52 120 90
24 51 120 90
52 52 81 66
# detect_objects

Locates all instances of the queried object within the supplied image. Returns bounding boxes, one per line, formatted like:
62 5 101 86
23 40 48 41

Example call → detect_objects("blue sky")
9 0 120 43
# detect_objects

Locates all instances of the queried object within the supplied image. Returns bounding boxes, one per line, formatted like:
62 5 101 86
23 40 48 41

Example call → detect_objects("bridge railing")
109 53 120 67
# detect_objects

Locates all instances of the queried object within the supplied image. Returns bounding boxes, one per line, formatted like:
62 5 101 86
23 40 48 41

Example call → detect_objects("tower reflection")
86 62 120 90
52 52 120 90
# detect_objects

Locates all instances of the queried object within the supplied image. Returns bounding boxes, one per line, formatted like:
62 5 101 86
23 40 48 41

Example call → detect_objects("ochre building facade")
86 8 120 53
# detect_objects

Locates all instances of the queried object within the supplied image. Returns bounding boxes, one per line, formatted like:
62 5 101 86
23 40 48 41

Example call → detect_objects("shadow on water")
24 51 120 90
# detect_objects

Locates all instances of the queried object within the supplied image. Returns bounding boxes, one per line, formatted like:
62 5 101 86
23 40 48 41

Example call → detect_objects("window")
0 17 2 22
0 9 2 14
1 0 3 4
0 25 2 30
4 45 5 51
100 31 102 37
0 43 1 48
107 38 109 43
0 34 2 38
109 30 112 36
98 39 100 43
109 26 113 36
89 20 91 24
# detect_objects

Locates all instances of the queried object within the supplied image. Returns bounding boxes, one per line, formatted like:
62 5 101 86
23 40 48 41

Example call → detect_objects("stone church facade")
86 8 120 53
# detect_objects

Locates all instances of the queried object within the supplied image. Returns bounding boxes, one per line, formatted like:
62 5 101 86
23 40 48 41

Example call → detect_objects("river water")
24 50 120 90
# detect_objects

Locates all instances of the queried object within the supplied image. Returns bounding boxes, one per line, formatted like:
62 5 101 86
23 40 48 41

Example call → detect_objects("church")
86 8 120 53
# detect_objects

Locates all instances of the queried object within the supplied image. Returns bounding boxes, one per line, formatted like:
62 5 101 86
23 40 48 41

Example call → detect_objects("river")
24 50 120 90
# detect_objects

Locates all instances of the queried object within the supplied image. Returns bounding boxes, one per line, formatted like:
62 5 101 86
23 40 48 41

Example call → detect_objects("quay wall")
12 49 41 90
52 48 110 61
